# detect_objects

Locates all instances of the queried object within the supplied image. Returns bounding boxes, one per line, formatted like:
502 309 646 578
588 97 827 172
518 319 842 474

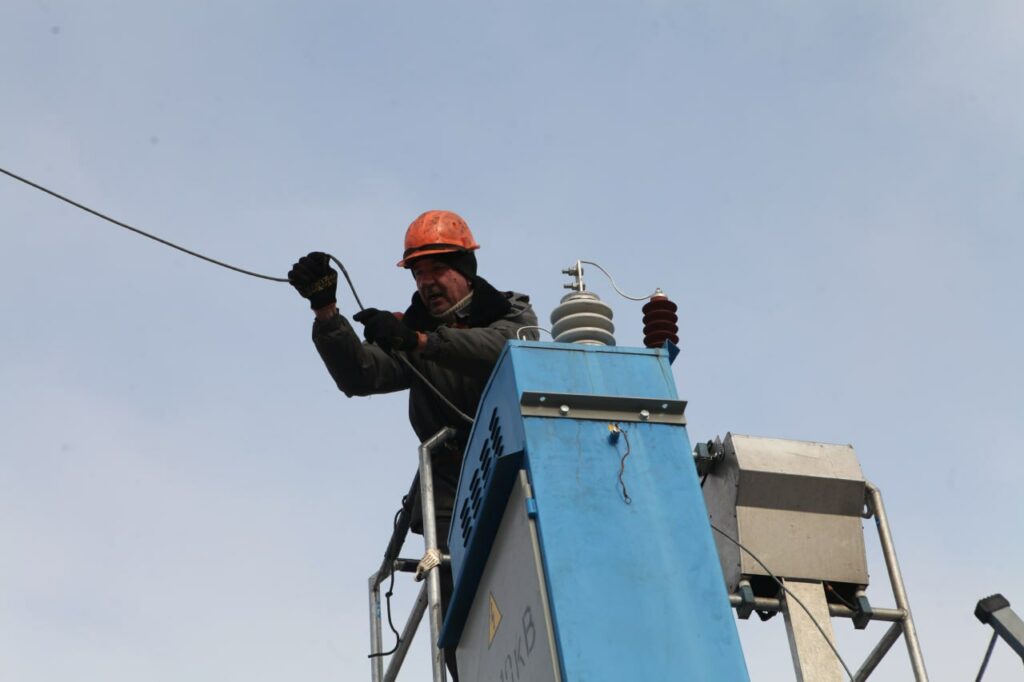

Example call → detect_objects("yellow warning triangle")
488 592 502 646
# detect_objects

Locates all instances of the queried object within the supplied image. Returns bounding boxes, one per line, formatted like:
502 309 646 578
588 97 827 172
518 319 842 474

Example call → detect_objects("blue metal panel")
440 345 527 647
500 341 680 401
440 341 749 679
524 417 749 680
445 342 677 597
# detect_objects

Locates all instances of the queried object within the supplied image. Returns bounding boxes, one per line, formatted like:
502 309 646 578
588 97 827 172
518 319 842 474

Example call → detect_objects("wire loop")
516 325 551 341
580 259 661 301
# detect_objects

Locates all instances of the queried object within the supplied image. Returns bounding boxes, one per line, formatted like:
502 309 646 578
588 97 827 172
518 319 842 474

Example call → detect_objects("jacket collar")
402 275 512 332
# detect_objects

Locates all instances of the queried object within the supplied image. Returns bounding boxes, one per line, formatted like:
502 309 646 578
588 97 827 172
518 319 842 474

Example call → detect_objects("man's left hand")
353 308 419 352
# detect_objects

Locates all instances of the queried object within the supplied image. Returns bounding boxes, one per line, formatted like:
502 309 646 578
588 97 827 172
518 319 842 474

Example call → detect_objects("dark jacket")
311 276 538 525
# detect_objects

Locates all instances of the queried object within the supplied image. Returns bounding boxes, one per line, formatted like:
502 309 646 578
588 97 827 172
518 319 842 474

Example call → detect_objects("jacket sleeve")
311 313 411 396
419 297 539 381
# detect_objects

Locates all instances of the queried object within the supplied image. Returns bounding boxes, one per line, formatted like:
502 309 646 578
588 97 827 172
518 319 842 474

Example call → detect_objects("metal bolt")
559 404 570 416
639 409 650 421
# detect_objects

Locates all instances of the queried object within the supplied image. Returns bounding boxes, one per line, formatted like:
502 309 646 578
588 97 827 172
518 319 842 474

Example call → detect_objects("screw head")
559 404 570 416
639 409 650 421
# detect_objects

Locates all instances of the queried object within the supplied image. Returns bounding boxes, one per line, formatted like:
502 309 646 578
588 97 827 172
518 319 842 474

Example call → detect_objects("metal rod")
368 572 384 682
853 622 904 681
393 558 421 573
728 594 906 623
866 481 929 681
419 427 455 682
383 582 430 682
975 632 999 682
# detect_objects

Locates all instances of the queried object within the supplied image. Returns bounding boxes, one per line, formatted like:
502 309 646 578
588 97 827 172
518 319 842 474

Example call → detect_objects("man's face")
411 257 472 315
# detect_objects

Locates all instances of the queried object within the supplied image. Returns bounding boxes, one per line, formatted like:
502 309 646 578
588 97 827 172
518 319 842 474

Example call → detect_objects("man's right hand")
288 252 338 310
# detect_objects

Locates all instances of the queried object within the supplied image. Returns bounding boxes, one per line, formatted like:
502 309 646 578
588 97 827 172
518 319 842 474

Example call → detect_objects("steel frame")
366 447 929 681
367 428 455 682
727 480 929 681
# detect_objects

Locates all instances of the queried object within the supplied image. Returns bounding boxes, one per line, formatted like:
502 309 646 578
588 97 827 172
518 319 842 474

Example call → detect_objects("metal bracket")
693 437 725 476
853 591 873 630
736 580 756 620
520 392 687 425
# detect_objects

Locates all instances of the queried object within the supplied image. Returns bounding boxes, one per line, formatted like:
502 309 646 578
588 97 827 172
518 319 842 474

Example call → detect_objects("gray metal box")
702 434 869 592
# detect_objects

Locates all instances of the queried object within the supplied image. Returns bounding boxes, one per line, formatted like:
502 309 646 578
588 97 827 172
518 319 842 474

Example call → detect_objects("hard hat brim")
397 244 479 268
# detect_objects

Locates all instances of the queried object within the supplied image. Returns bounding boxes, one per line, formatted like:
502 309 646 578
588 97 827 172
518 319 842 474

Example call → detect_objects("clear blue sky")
2 2 1021 680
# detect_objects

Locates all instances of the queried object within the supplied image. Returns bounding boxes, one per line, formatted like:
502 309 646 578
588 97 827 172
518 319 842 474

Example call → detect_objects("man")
288 210 538 679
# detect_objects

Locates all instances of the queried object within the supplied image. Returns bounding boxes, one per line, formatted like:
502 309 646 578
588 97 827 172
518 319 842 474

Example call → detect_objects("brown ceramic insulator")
642 295 679 348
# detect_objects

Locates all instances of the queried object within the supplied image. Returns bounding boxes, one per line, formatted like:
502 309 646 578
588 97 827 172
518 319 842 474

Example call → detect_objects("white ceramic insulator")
550 291 616 346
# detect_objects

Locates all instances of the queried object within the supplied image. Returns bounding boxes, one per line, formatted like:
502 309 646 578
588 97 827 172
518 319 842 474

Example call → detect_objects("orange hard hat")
397 210 480 268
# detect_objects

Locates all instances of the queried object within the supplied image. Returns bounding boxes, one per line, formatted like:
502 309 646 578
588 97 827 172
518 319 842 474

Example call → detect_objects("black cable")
367 567 402 659
710 524 855 681
975 632 998 681
2 166 473 425
0 166 288 282
615 425 632 504
368 503 408 659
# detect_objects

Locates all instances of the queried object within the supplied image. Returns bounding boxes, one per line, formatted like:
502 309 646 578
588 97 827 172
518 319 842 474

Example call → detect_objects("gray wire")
328 255 365 309
1 166 472 425
975 632 998 681
1 166 288 282
338 268 473 426
710 524 855 681
394 352 474 425
580 259 660 301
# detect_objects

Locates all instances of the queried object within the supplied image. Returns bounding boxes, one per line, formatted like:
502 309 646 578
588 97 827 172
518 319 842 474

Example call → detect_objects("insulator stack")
550 291 616 346
642 294 678 348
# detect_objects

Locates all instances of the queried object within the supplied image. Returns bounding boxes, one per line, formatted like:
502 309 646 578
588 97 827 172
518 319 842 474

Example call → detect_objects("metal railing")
367 428 454 682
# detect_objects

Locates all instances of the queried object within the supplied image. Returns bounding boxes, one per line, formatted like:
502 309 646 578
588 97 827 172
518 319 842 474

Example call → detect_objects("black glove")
353 308 419 352
288 252 338 310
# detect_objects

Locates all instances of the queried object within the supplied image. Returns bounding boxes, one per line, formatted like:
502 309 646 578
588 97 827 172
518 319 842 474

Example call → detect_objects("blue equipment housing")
439 340 749 680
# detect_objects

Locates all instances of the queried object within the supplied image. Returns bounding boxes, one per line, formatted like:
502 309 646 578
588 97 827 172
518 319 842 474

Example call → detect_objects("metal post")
866 481 929 681
383 583 429 682
368 572 384 682
854 622 903 681
975 633 999 680
781 579 843 682
419 427 455 682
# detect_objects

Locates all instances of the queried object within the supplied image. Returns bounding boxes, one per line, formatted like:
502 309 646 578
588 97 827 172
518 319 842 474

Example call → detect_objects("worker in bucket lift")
288 210 538 680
